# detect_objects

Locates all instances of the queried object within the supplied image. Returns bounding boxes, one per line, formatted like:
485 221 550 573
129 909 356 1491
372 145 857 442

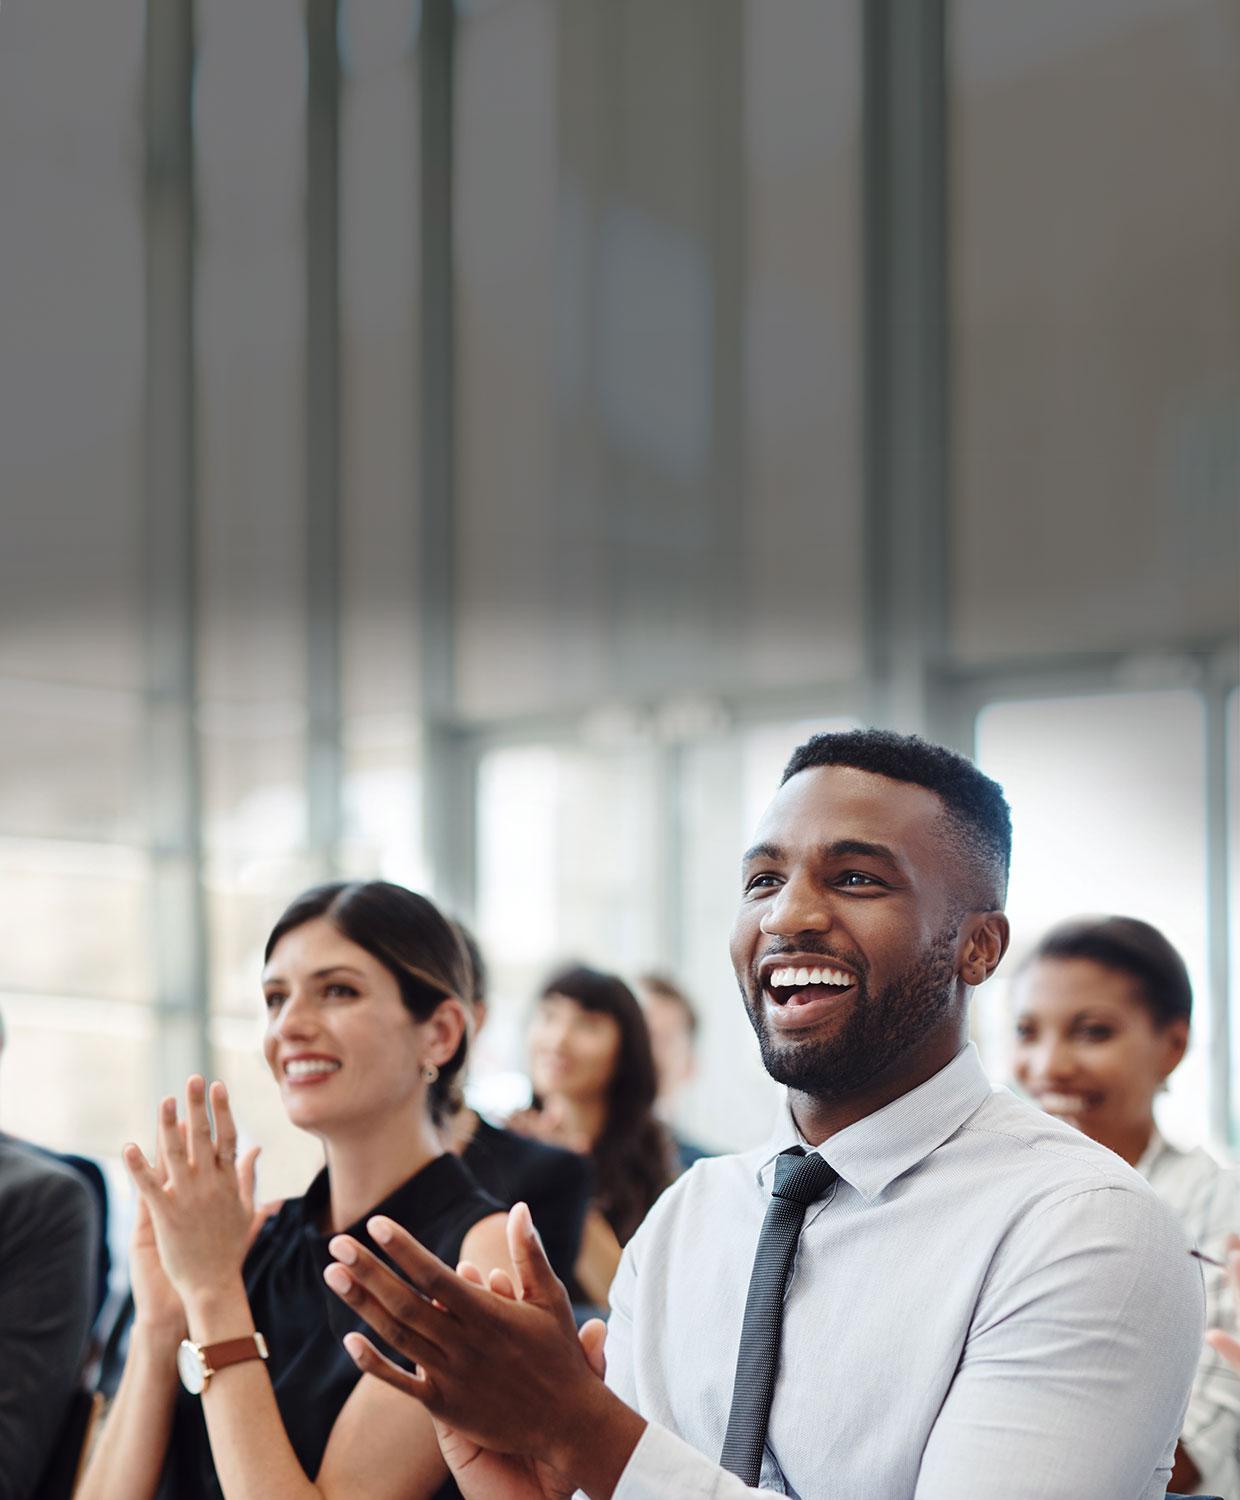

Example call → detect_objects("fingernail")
324 1264 352 1295
369 1216 392 1245
161 1098 175 1120
329 1235 357 1265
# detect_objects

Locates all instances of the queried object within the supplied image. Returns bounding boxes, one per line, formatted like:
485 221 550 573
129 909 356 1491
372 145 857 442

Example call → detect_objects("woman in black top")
80 881 511 1500
447 922 594 1289
508 964 676 1303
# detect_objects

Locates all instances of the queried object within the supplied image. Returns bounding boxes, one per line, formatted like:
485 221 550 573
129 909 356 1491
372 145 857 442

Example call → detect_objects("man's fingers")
323 1248 451 1364
361 1216 476 1317
507 1202 571 1318
456 1261 486 1288
210 1080 240 1168
185 1074 214 1167
579 1316 607 1379
487 1268 517 1300
342 1331 436 1405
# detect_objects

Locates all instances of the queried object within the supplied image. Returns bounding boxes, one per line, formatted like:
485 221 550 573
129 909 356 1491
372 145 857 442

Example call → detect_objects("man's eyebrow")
741 841 783 865
821 839 901 867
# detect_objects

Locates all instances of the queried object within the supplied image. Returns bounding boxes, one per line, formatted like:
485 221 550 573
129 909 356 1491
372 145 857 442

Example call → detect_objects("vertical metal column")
706 0 746 676
306 0 344 878
144 0 211 1089
1204 675 1235 1147
862 0 953 742
418 0 475 918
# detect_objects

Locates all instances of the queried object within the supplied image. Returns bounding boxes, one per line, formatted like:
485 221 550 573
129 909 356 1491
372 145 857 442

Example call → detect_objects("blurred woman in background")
508 963 675 1303
81 880 511 1500
445 923 593 1290
1012 914 1240 1498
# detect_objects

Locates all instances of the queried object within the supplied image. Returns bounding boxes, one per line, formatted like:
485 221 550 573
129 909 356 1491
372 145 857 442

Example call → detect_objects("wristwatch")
177 1332 269 1395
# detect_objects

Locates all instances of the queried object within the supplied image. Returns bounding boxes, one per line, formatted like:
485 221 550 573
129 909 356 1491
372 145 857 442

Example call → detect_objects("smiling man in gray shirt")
326 729 1204 1500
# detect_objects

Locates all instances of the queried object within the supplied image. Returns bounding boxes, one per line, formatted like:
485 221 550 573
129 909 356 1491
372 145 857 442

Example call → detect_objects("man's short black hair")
781 728 1011 909
1026 915 1191 1027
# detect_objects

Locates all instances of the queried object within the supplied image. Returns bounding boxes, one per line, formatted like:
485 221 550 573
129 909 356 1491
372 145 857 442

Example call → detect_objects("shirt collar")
1134 1126 1169 1179
753 1042 993 1203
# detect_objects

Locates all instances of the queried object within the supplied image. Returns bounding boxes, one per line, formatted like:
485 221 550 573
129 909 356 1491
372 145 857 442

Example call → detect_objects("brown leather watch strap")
204 1332 269 1375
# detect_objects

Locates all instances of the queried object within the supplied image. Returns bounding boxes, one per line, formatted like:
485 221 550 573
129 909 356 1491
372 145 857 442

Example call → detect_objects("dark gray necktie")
719 1146 838 1487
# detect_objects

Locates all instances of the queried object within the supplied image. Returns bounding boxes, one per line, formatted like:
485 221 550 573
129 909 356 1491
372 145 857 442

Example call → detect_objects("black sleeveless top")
158 1153 501 1500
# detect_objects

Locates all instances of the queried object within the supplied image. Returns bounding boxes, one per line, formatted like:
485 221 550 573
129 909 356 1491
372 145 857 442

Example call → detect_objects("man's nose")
759 875 832 937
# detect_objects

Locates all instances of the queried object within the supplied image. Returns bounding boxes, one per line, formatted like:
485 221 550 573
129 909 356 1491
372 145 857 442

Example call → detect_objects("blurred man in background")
636 973 711 1171
0 1008 99 1500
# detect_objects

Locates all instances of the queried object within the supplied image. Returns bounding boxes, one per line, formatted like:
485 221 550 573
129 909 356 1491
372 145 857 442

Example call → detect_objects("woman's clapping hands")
123 1076 267 1311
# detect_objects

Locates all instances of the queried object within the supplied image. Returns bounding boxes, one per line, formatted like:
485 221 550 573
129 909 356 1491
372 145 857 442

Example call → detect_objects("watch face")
177 1339 207 1395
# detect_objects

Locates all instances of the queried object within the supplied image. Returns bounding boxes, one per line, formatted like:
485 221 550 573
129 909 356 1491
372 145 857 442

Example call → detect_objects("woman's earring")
422 1061 440 1085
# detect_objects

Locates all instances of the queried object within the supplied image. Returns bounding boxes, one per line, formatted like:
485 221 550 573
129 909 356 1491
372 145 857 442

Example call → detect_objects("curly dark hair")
265 880 472 1125
536 964 676 1244
782 728 1012 910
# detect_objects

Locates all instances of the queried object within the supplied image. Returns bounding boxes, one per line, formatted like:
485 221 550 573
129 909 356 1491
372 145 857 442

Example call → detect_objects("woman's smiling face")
528 992 622 1106
1012 956 1187 1153
261 916 428 1137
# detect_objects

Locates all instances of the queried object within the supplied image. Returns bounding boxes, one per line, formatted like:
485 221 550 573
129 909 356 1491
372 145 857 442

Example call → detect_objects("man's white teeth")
769 965 853 988
285 1059 341 1079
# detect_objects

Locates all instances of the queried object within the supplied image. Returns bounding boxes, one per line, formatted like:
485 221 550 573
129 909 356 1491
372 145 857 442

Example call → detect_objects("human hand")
128 1128 188 1339
1205 1233 1240 1373
322 1202 637 1497
505 1102 591 1156
429 1208 608 1500
123 1077 261 1314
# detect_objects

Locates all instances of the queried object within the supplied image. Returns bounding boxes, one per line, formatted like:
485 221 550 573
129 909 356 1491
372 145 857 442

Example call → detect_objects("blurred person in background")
1012 914 1240 1497
508 964 676 1304
0 1008 99 1500
445 923 593 1289
636 972 712 1172
79 880 512 1500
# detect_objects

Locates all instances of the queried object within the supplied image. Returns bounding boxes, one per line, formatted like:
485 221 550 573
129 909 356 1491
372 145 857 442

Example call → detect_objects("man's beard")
742 925 960 1100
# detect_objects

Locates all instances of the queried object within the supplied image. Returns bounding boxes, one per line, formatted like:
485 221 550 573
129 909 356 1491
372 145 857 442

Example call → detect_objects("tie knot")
771 1146 837 1205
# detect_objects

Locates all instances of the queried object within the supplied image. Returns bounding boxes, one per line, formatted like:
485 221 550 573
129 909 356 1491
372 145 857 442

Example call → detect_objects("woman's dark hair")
1026 915 1192 1028
536 964 675 1244
265 880 471 1124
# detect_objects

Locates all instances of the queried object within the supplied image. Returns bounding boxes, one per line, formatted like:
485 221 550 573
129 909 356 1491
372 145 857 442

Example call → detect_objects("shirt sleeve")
1176 1168 1240 1497
914 1182 1203 1500
612 1423 787 1500
0 1165 98 1500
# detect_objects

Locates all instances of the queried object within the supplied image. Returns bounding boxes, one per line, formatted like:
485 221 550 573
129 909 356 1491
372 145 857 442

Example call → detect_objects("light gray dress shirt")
605 1044 1203 1499
1136 1128 1240 1497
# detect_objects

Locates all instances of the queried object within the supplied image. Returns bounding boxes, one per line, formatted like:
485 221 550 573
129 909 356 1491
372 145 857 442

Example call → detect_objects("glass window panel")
200 714 308 860
976 691 1211 1147
0 682 145 844
341 719 427 890
474 740 660 1090
0 841 152 1002
952 1 1240 661
0 0 145 691
0 993 153 1160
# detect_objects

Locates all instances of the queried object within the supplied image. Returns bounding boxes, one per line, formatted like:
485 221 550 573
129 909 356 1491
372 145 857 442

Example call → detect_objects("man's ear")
958 913 1010 988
